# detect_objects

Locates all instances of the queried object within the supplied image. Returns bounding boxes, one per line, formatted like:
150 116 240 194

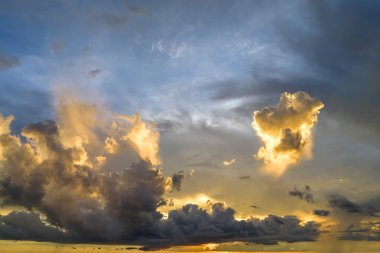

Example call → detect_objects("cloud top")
252 91 324 176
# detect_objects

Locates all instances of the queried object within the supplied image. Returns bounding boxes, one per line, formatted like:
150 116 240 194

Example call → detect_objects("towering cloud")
0 101 321 248
252 91 324 176
0 102 169 242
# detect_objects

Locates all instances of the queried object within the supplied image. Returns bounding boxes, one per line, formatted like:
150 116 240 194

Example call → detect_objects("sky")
0 0 380 253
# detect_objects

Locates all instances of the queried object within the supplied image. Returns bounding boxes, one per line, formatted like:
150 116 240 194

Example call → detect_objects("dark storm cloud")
313 209 330 217
289 185 314 203
327 194 380 217
0 52 19 70
171 171 185 192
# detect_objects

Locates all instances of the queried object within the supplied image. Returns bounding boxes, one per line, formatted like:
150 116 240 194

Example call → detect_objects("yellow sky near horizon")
1 240 380 253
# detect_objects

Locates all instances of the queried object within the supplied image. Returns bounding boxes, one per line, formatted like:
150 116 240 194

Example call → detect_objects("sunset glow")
0 1 379 253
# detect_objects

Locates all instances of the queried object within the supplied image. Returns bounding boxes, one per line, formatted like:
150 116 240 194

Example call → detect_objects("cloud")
289 185 314 203
0 102 170 242
327 194 379 217
239 175 251 180
0 102 322 247
0 52 19 70
313 209 330 217
223 158 235 166
339 223 380 242
0 211 68 241
171 171 185 192
151 202 320 249
207 0 380 136
118 114 161 166
252 91 324 176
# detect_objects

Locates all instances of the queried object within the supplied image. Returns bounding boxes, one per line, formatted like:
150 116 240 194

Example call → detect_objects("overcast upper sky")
0 1 380 252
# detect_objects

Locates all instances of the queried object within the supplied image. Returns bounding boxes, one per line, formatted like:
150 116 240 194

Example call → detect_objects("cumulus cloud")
0 102 321 248
289 185 314 203
0 102 169 242
252 91 324 176
148 202 320 249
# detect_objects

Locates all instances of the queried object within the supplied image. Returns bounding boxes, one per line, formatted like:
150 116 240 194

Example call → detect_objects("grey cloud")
150 202 320 249
313 209 330 217
327 194 362 214
289 185 314 203
0 211 68 242
239 176 251 180
327 194 380 217
171 171 185 192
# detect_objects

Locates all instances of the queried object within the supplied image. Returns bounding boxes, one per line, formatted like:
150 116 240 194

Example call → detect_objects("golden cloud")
252 91 324 176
